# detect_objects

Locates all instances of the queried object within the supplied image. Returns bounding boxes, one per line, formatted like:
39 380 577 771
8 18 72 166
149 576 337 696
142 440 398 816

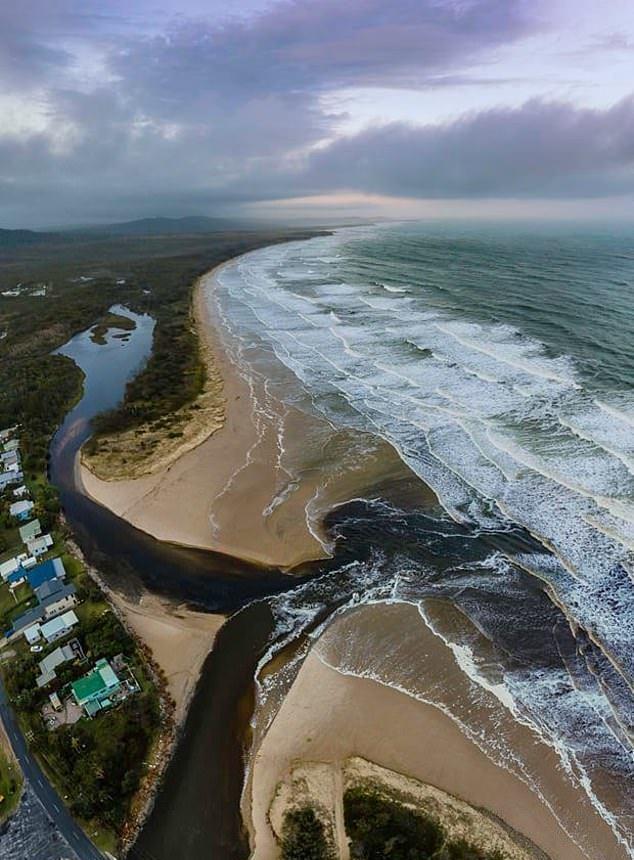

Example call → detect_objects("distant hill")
0 228 59 248
77 216 255 237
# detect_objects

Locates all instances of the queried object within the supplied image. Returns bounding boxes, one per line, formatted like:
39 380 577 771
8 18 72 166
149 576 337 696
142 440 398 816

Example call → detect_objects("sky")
1 0 634 227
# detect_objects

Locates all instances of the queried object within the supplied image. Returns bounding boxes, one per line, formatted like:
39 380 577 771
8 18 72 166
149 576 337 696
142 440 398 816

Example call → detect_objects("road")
0 678 104 860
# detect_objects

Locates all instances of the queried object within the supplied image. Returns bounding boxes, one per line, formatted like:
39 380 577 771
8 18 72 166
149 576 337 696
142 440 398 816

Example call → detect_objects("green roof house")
71 658 121 717
19 519 42 543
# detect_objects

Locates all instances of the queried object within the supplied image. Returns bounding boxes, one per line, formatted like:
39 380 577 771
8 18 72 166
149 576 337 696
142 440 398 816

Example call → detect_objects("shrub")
344 787 445 859
281 806 333 860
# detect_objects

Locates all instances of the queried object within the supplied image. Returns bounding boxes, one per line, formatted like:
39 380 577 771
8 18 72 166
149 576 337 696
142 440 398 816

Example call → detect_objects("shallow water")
213 223 634 858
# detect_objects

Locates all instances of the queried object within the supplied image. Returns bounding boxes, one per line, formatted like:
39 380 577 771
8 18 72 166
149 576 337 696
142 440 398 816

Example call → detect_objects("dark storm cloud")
111 0 537 109
0 0 543 224
0 0 632 225
301 97 634 198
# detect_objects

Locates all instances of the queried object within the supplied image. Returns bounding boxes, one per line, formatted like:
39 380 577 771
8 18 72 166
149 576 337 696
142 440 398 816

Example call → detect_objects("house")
2 439 19 453
71 658 121 717
1 553 34 584
1 451 20 470
49 692 62 711
26 557 66 590
19 519 42 543
12 485 29 498
0 427 17 443
0 469 22 491
7 567 27 588
23 623 44 645
9 500 34 521
39 610 79 644
11 583 76 641
36 642 79 687
39 584 77 620
26 533 53 557
0 556 22 582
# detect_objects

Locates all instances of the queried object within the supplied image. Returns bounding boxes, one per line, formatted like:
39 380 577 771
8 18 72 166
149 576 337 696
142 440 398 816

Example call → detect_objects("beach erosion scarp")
79 260 417 570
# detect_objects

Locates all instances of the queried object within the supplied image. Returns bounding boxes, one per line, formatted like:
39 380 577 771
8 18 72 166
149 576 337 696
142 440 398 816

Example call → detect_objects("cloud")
0 0 544 224
2 0 633 225
300 96 634 198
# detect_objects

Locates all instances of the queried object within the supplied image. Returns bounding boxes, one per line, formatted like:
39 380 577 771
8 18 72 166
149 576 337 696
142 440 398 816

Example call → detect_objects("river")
49 304 307 860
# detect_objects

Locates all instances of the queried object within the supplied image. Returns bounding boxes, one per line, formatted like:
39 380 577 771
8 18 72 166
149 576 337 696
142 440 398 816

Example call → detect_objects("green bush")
281 806 333 860
345 787 444 860
343 789 507 860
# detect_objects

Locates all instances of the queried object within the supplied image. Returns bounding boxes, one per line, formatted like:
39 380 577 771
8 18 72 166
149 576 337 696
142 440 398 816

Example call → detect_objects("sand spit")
269 757 542 860
80 260 421 569
247 604 629 860
107 588 225 726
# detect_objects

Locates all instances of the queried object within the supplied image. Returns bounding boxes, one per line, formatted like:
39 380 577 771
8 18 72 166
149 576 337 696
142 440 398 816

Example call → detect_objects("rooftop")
26 557 65 590
19 519 42 542
71 658 120 704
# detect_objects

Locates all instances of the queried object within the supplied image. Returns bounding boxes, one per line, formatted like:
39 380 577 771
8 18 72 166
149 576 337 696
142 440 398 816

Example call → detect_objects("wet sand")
106 589 225 724
81 262 411 569
247 603 629 860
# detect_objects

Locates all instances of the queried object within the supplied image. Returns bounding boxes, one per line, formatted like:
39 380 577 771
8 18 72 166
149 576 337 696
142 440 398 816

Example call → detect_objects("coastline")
80 256 421 569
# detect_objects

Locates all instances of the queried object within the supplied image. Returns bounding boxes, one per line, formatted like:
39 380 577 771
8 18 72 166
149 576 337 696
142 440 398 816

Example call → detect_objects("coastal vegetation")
0 741 22 823
281 806 334 860
344 788 508 860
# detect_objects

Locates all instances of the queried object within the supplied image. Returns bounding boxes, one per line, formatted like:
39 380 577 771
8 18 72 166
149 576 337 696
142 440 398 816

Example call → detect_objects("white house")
12 485 29 498
26 533 53 557
36 643 77 688
43 590 78 621
0 557 20 582
9 500 34 521
24 624 42 646
0 553 30 582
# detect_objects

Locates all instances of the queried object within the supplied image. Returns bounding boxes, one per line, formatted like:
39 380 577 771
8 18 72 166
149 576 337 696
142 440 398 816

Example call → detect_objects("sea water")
214 222 634 857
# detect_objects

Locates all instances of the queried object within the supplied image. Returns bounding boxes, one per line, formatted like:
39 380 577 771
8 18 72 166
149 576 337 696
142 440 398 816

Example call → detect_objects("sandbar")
247 603 628 860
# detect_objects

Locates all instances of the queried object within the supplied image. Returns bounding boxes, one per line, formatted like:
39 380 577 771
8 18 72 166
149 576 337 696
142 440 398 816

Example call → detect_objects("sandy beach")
80 260 422 569
106 589 225 725
247 603 629 860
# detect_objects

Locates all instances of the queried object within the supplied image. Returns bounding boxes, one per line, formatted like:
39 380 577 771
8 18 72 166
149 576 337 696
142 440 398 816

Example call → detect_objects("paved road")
0 679 104 860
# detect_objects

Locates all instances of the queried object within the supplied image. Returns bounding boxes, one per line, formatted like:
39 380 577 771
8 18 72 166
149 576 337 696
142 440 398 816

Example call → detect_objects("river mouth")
49 228 634 860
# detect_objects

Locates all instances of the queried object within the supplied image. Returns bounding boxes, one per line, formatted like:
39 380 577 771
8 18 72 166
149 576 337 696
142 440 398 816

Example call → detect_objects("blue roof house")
26 557 66 590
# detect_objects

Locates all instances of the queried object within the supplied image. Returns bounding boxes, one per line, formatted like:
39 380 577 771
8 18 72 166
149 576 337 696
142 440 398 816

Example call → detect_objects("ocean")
214 222 634 858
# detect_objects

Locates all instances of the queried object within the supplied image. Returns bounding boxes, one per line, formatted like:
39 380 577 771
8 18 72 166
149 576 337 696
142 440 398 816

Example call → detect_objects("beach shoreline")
246 602 629 860
79 255 422 569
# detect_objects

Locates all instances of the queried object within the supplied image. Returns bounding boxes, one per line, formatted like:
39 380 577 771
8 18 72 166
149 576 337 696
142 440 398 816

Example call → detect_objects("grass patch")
0 746 22 823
